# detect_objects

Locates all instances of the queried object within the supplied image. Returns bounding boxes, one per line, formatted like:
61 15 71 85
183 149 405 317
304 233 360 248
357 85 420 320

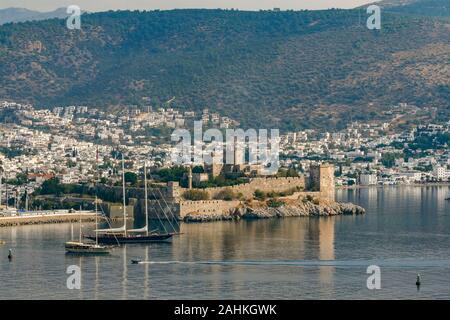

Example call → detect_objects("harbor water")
0 186 449 299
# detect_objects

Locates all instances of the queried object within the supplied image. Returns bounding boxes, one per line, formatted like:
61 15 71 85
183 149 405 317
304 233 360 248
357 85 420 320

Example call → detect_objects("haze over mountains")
0 7 69 25
0 0 448 131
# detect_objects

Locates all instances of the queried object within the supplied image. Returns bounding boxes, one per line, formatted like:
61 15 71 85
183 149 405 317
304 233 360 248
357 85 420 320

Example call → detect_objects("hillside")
362 0 450 17
0 8 448 131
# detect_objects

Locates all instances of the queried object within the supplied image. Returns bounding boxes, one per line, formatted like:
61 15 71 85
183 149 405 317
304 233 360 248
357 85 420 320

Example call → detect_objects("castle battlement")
134 164 335 220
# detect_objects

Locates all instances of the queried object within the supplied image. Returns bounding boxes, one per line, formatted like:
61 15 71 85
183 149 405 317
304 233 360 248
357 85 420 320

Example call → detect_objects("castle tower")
167 181 181 201
206 150 224 179
309 163 335 201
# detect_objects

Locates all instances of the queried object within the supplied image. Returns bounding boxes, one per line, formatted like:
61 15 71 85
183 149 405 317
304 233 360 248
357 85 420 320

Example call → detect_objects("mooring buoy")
416 274 421 286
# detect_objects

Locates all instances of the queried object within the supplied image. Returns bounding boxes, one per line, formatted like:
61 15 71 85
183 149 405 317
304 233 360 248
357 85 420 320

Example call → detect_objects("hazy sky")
0 1 375 12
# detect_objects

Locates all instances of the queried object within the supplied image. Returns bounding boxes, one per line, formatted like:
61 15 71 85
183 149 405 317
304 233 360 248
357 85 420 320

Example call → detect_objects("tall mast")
95 146 99 245
95 195 98 245
122 153 127 236
5 179 8 209
25 188 28 212
79 211 82 243
0 174 2 208
144 162 149 236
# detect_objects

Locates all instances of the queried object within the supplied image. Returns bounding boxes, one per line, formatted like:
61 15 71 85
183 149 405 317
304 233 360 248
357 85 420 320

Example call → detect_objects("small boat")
0 240 6 245
65 241 110 254
87 158 174 245
65 161 111 255
445 197 450 201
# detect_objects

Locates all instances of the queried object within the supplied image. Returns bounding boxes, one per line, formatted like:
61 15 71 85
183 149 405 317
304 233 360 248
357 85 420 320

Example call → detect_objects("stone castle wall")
134 199 240 219
179 200 241 218
187 176 306 200
113 165 334 220
134 199 179 220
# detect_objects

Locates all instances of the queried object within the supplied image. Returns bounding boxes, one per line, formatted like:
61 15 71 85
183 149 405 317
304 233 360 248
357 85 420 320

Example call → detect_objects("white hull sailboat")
65 148 111 255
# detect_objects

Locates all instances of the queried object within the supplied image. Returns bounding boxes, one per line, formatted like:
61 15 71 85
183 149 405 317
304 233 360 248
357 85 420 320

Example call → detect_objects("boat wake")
133 259 450 268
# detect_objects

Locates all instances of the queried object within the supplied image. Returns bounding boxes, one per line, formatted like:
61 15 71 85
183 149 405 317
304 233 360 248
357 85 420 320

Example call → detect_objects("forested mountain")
386 0 450 17
0 7 448 130
364 0 450 17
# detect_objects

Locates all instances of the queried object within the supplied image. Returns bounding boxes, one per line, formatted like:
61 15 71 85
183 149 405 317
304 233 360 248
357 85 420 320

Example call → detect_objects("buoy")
416 274 421 286
7 249 12 261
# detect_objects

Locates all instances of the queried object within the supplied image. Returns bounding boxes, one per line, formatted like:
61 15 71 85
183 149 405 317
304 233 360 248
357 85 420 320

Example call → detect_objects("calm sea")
1 186 449 299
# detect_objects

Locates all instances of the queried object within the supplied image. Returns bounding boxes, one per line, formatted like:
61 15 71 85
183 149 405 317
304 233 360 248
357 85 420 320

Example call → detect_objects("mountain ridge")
359 0 450 17
0 7 70 25
0 7 448 130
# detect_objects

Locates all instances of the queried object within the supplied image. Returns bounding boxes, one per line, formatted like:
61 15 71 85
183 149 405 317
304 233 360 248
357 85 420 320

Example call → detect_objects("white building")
433 166 449 181
359 173 378 186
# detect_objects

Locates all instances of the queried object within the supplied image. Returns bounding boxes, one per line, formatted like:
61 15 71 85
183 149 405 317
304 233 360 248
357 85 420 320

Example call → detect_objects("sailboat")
86 157 173 244
65 207 111 254
65 148 110 254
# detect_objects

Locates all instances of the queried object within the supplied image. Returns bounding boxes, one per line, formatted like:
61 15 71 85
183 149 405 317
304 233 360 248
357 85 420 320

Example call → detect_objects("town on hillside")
0 100 448 214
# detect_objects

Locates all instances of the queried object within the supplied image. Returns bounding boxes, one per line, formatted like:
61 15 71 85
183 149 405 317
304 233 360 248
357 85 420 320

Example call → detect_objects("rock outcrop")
238 201 365 220
182 197 365 222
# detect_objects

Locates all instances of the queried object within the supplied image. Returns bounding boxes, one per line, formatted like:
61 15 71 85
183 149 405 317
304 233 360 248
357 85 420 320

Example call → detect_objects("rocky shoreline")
182 199 365 223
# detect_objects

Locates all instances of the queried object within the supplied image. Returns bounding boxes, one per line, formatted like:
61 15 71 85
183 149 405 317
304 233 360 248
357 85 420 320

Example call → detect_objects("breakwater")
0 211 97 227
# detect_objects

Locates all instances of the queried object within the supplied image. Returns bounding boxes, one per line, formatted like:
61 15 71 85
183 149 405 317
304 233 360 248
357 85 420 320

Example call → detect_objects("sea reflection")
1 186 449 299
67 216 338 298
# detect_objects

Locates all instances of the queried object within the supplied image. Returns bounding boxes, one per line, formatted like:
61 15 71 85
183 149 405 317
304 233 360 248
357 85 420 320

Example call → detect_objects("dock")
0 210 97 227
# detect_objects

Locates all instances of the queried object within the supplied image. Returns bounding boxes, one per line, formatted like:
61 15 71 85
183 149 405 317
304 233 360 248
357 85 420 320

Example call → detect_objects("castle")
127 163 336 221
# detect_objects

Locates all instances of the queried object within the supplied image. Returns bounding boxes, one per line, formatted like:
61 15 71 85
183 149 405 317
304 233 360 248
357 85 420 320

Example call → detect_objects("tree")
192 166 204 173
381 152 402 168
40 178 62 195
124 172 138 185
254 189 266 200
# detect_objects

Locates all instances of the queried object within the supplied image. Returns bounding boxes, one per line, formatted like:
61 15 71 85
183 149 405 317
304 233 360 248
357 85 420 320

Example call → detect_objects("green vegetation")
124 172 138 185
254 186 302 200
213 188 243 201
154 166 187 183
6 173 28 186
267 199 285 207
0 146 31 158
0 9 448 131
182 189 210 201
385 0 450 17
381 152 404 168
254 189 266 201
195 176 248 188
276 168 299 177
409 133 450 150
